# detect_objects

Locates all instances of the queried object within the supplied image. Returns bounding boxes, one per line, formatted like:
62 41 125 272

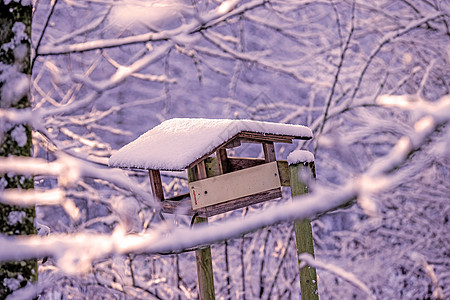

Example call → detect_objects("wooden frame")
116 119 316 300
189 161 282 210
186 131 307 170
149 169 164 201
158 159 289 217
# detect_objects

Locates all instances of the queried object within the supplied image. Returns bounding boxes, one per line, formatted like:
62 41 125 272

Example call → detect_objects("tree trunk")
0 1 36 298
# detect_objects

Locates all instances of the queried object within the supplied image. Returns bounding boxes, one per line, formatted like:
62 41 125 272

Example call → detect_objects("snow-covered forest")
1 0 449 299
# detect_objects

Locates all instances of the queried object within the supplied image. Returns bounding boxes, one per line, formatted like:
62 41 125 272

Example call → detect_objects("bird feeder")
109 118 312 216
109 118 318 300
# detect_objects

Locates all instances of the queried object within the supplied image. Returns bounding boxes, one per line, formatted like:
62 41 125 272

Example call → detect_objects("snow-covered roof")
109 118 312 171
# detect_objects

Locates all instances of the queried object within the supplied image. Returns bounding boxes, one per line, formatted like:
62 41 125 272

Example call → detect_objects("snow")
11 125 27 147
7 211 26 226
0 63 29 108
108 0 186 30
8 0 447 297
109 118 312 170
0 177 7 189
3 277 20 291
1 22 27 52
298 253 375 299
287 150 315 165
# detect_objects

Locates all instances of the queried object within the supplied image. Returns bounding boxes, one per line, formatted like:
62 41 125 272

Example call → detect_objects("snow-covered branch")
37 0 265 55
0 154 156 206
2 93 447 277
7 0 448 298
71 43 174 92
0 189 80 220
347 11 445 104
299 253 375 299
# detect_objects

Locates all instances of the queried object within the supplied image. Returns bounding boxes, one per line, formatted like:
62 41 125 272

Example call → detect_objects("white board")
189 161 282 210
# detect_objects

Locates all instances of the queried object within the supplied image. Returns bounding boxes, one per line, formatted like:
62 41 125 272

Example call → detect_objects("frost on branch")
0 62 30 108
4 0 448 298
1 94 449 297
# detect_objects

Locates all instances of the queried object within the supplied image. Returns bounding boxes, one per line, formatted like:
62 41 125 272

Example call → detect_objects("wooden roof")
109 118 312 171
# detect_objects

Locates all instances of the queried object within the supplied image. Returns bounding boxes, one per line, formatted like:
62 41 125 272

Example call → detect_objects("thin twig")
32 0 59 70
316 0 356 149
225 240 231 299
346 11 444 107
259 228 271 298
266 226 295 299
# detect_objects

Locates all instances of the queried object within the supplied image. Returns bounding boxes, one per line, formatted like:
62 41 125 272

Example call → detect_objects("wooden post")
216 148 230 174
216 149 231 298
289 160 319 300
189 161 216 300
262 142 276 162
149 169 164 201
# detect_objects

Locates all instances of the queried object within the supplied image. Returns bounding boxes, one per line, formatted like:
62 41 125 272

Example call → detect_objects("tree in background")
0 1 36 298
0 0 449 299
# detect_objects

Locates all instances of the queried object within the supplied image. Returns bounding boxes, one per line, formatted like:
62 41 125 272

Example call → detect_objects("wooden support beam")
163 160 289 216
196 161 207 179
204 157 220 178
238 132 296 143
289 161 319 300
193 216 215 300
223 137 241 149
204 157 290 183
228 157 265 171
277 160 290 187
204 156 284 178
200 188 281 217
190 160 216 300
187 131 300 170
263 142 276 162
161 188 284 217
216 148 230 174
148 169 164 201
160 193 194 215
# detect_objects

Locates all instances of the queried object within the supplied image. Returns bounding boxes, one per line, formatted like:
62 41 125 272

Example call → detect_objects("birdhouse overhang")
108 118 312 171
108 118 312 217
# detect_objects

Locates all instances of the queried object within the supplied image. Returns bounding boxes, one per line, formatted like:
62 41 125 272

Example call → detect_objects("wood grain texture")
200 188 282 217
290 162 319 300
237 132 295 143
161 188 283 218
187 131 300 169
228 157 265 171
191 160 216 300
163 160 290 216
263 142 276 162
194 216 215 300
148 169 164 201
216 148 230 174
276 160 290 187
189 161 281 210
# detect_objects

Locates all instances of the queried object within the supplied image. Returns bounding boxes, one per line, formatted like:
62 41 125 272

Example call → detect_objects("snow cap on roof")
287 150 315 165
109 118 312 170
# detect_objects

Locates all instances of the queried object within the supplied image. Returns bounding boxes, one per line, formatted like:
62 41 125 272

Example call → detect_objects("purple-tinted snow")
287 150 315 165
109 118 312 170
